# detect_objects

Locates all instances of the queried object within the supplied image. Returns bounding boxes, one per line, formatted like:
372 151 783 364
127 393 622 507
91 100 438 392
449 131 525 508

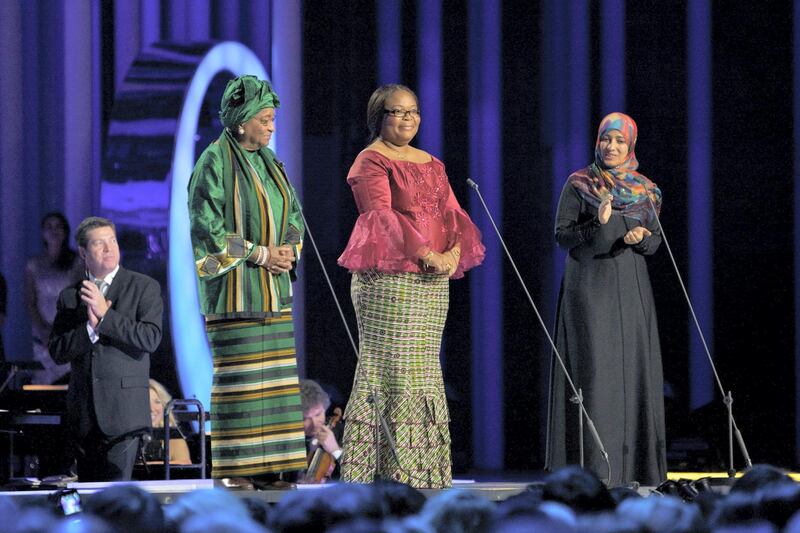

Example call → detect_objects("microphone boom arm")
466 178 612 484
646 197 752 473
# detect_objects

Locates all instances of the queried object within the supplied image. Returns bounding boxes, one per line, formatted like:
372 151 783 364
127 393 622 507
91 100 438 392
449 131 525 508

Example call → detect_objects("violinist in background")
300 379 343 483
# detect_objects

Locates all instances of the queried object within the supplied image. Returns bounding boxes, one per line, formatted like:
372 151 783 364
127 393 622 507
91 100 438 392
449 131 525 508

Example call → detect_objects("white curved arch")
168 41 270 414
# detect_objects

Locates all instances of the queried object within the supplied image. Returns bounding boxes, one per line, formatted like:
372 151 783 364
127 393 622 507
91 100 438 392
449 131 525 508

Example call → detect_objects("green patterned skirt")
206 317 307 478
341 270 452 488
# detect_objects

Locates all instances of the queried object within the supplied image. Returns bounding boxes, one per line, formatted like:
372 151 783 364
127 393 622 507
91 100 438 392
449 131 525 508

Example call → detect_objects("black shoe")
251 478 296 490
41 474 78 487
621 481 640 491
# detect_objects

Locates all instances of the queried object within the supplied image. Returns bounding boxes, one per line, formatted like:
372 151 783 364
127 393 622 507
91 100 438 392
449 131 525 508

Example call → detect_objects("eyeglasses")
384 108 420 119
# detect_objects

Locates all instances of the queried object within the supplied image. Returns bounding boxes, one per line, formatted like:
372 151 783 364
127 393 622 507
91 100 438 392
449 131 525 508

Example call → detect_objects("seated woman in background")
146 379 192 465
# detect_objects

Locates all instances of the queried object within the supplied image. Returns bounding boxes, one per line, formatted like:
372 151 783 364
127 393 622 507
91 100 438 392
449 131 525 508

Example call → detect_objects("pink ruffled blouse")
338 150 485 279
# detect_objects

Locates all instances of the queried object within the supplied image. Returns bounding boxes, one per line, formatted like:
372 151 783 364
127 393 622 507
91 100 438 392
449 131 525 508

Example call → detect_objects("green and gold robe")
188 129 307 478
189 129 304 320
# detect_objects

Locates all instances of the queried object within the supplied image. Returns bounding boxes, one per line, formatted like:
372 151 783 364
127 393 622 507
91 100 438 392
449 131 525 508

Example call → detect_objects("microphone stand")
0 365 19 395
294 204 425 485
646 197 752 476
467 178 612 485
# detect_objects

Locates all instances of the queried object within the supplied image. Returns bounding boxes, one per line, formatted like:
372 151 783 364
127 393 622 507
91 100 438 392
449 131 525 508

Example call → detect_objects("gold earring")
238 126 245 135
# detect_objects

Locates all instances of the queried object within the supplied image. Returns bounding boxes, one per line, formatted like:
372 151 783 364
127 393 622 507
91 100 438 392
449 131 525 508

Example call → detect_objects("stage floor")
0 479 535 506
0 472 751 507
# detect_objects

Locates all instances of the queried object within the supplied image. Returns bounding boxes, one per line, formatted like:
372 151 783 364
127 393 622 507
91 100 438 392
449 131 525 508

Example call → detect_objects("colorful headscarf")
569 112 662 225
219 75 280 129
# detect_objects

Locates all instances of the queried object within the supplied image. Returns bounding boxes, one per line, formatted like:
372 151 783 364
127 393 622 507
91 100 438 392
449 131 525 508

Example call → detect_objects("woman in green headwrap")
188 75 307 481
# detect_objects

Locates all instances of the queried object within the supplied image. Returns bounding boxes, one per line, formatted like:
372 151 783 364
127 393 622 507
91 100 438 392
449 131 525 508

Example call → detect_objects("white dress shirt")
86 265 119 344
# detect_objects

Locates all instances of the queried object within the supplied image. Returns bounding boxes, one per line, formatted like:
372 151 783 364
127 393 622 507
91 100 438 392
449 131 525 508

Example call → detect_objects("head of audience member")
715 521 779 533
375 480 427 518
266 485 385 532
269 490 329 533
711 491 760 528
419 489 494 533
326 518 386 533
617 494 708 533
40 212 76 269
50 515 114 533
494 513 577 533
366 84 420 145
325 483 386 526
149 379 178 428
83 484 164 532
164 489 250 531
75 217 119 279
300 379 331 438
493 500 576 532
732 465 795 494
755 482 800 529
240 495 271 527
0 495 18 527
382 515 435 533
783 509 800 533
180 512 268 533
494 490 544 520
541 466 615 513
219 75 279 151
574 511 639 533
609 485 642 505
5 506 58 533
694 490 723 523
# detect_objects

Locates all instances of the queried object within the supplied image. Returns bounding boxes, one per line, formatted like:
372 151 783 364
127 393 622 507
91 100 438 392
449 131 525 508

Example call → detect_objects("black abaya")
545 181 667 487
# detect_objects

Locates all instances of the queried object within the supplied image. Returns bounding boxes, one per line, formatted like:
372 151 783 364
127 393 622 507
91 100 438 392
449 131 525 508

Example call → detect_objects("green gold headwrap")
219 75 280 129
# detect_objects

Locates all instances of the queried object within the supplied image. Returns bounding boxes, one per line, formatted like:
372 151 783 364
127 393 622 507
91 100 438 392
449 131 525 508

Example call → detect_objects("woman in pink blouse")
338 84 485 488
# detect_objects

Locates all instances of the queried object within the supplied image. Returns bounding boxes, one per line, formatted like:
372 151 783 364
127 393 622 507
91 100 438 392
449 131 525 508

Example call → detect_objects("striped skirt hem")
207 317 306 478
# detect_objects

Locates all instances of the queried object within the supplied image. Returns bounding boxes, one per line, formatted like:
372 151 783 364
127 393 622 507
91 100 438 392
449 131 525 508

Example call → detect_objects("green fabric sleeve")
188 146 255 278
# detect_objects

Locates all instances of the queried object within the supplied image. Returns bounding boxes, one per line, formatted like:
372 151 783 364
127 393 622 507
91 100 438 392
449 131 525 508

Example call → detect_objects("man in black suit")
50 217 163 481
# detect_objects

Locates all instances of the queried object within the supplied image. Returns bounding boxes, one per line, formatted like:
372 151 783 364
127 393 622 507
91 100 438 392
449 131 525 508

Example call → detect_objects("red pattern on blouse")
338 150 485 279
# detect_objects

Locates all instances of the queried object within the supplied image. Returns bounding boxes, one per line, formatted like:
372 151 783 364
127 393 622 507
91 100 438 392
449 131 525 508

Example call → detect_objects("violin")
303 407 342 484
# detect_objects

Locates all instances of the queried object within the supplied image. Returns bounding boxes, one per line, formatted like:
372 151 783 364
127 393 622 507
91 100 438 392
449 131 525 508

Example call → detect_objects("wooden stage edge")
1 471 785 506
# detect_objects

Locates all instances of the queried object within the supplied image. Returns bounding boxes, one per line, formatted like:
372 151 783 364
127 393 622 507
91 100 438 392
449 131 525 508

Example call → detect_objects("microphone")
467 177 612 484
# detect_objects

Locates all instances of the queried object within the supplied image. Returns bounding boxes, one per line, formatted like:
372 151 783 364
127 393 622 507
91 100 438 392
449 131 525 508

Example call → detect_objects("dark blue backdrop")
0 0 794 474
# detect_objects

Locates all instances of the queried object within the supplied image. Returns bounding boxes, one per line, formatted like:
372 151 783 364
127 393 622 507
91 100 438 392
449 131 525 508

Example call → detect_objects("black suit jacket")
49 267 163 439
